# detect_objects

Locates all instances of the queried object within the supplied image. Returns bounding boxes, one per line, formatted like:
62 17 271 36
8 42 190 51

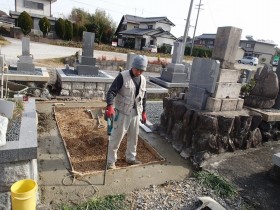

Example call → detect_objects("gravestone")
76 32 99 76
160 41 188 83
187 26 244 111
17 37 35 72
186 58 220 109
212 27 242 69
126 53 137 70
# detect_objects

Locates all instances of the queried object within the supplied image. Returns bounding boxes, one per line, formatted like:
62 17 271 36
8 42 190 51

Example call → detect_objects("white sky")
2 0 279 46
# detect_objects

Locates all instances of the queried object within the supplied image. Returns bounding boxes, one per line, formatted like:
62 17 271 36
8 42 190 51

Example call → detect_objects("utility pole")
190 0 203 56
180 0 194 63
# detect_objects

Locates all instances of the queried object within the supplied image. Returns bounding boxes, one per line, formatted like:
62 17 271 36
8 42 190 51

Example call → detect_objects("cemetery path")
1 37 167 65
202 141 280 210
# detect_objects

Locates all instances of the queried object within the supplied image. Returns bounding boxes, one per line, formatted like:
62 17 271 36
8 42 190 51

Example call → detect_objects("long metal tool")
103 111 114 185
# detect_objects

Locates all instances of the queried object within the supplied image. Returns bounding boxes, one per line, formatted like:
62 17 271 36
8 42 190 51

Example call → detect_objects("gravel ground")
125 177 247 210
140 101 251 210
146 101 163 126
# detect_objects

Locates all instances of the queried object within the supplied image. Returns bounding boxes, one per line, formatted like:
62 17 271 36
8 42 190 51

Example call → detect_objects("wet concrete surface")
36 101 192 208
35 100 280 209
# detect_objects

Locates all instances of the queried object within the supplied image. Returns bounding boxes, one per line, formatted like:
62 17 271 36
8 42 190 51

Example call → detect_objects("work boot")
126 159 142 165
107 163 116 170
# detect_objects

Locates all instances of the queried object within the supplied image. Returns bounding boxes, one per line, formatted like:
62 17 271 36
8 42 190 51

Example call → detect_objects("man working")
106 55 148 169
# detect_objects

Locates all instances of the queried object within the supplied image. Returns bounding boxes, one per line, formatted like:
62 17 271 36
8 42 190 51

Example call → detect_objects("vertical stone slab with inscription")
76 32 99 75
17 37 35 72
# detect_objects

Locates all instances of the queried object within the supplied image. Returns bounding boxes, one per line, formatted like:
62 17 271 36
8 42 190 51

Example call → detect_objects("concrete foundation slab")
57 68 114 83
245 107 280 122
4 67 49 82
0 98 37 163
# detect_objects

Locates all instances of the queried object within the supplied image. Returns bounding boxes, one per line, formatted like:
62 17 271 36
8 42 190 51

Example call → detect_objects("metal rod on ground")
103 134 110 185
0 56 4 99
103 113 114 185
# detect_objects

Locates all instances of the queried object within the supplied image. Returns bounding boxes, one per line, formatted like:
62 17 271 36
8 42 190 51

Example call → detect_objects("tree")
68 8 116 44
55 18 65 39
64 20 73 40
39 17 51 37
18 11 32 35
78 25 87 41
93 9 116 44
69 8 90 26
73 23 79 40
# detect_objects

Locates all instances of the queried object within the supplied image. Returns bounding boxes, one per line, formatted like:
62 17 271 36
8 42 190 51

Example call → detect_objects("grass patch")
194 171 237 198
59 194 128 210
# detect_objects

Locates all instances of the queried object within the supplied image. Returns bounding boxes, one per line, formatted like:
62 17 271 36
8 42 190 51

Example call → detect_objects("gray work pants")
107 108 140 164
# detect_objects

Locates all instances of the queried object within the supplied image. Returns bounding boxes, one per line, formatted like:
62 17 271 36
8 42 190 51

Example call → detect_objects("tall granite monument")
186 26 244 111
76 32 99 76
17 37 35 72
160 41 188 83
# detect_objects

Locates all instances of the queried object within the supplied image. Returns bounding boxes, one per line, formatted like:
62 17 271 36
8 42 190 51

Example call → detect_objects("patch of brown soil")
54 107 163 174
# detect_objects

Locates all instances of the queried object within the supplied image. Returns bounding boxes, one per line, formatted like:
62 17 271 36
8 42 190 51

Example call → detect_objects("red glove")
106 105 115 118
141 111 147 123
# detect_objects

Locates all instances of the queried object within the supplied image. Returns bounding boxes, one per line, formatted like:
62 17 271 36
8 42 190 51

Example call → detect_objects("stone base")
81 56 96 65
213 82 242 98
56 68 114 99
160 70 187 83
17 62 35 72
206 97 244 111
77 65 99 75
166 63 185 73
218 69 240 82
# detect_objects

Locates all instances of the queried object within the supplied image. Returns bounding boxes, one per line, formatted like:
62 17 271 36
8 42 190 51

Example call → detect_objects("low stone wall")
58 79 110 100
159 97 271 166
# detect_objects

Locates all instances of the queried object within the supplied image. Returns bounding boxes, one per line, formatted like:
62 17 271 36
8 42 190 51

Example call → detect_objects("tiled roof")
124 15 175 26
196 33 216 39
119 28 176 40
119 28 158 36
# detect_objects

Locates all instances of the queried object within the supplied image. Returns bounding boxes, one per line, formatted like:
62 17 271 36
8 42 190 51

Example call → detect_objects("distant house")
9 0 57 37
190 33 276 64
239 39 277 64
115 15 177 50
193 33 216 49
